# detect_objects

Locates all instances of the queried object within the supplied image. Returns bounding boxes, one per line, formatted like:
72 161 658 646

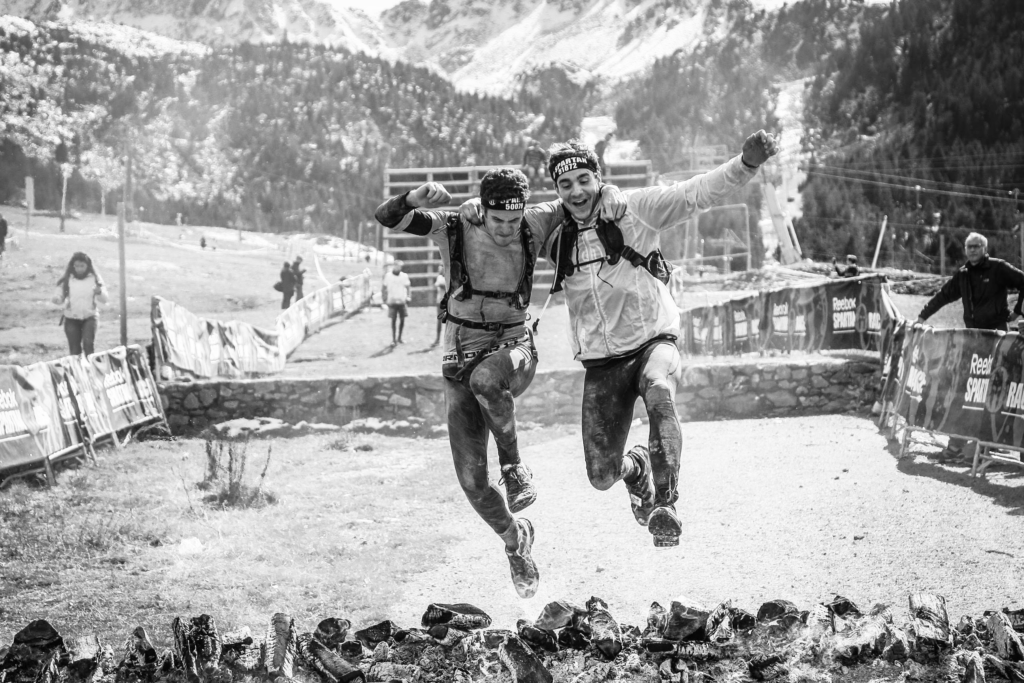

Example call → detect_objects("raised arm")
629 130 779 232
374 182 453 235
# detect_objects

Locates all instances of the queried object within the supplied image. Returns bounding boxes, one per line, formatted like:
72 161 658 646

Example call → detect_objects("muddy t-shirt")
379 201 563 359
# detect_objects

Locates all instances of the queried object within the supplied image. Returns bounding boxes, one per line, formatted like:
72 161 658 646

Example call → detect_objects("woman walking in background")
53 252 108 356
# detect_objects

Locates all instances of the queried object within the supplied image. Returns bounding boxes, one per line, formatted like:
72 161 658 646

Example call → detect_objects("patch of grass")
0 432 462 649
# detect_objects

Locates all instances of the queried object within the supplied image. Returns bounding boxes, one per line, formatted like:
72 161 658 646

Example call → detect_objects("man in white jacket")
543 131 779 548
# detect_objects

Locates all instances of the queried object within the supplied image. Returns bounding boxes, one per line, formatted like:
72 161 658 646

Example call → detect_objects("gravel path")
388 414 1024 630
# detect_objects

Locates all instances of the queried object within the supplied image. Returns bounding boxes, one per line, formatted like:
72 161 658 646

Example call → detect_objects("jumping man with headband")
463 130 779 548
374 169 625 598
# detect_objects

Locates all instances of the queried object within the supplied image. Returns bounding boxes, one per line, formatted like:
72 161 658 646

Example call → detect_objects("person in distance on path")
374 170 625 598
382 260 412 345
464 130 779 548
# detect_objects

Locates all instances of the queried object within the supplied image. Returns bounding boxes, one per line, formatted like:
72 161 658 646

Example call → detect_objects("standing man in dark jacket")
279 261 295 309
917 232 1024 331
292 255 306 301
0 212 8 271
916 231 1024 461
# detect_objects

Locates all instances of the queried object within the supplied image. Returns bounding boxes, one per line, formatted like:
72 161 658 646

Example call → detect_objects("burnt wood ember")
910 594 952 653
756 600 800 625
826 596 863 619
352 622 393 651
703 602 733 642
65 636 101 682
116 627 159 683
533 602 583 632
171 615 222 683
336 636 363 660
663 601 710 642
391 629 430 645
425 624 467 648
296 636 364 683
263 614 296 680
10 594 1024 683
0 621 67 683
834 608 892 664
312 621 350 650
1002 609 1024 634
364 661 421 682
674 642 730 661
556 628 590 652
640 637 675 653
729 608 757 632
960 651 987 683
748 653 789 681
984 655 1024 683
644 602 667 638
420 604 491 631
515 622 557 654
988 613 1024 662
586 597 622 661
218 630 259 675
497 635 551 683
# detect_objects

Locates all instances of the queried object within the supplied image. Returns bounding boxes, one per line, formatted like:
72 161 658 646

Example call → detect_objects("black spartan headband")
484 196 526 212
551 154 597 181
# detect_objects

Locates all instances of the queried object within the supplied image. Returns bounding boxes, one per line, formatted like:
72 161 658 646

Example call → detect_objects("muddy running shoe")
505 518 540 599
648 504 682 548
499 464 537 513
624 446 657 526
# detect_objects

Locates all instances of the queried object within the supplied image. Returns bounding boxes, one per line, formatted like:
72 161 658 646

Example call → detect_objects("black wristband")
741 157 758 170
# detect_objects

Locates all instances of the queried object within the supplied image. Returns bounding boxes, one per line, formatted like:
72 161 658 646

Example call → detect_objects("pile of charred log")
2 593 1024 683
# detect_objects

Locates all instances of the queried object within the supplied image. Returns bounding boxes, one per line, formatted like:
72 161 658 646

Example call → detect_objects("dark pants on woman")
445 341 536 535
64 316 97 356
581 338 683 506
281 290 293 309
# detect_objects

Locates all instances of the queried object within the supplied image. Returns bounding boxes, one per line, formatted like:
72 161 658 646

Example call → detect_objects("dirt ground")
2 414 1022 647
384 415 1024 631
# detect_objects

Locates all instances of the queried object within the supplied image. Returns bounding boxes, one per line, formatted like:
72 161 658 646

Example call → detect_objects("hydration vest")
547 212 674 294
439 213 536 329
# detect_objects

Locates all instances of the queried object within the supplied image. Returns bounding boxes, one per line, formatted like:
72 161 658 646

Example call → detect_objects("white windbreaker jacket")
557 155 757 361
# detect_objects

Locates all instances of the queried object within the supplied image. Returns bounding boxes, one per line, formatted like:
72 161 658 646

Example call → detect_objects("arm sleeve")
52 286 65 306
375 193 437 236
627 155 757 233
94 281 110 305
524 201 566 254
919 276 960 320
997 262 1024 315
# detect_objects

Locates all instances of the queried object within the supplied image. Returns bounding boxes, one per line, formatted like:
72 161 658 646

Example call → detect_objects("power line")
813 164 1021 198
806 169 1023 205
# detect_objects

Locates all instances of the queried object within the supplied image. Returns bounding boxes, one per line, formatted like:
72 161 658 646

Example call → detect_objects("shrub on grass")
197 438 277 509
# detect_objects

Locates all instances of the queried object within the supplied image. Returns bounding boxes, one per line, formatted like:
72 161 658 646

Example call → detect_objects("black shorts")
388 303 408 320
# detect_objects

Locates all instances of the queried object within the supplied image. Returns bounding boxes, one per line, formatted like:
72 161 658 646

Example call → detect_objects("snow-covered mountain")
2 0 391 54
5 0 800 94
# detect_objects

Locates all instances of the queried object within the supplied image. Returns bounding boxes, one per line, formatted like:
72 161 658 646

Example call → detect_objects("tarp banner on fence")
153 270 374 380
680 274 895 356
884 325 1024 448
0 364 64 471
0 346 166 477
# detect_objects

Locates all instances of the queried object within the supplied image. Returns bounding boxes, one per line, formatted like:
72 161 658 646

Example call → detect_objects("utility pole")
871 215 888 269
117 202 128 346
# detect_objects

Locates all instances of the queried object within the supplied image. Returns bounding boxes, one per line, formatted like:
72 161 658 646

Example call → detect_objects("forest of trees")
3 0 1021 271
0 24 582 233
798 0 1024 270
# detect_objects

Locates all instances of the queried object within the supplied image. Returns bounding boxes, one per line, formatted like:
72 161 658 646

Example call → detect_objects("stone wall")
159 356 880 436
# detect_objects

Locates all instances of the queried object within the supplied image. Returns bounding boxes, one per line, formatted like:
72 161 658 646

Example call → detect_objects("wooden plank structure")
382 160 655 306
